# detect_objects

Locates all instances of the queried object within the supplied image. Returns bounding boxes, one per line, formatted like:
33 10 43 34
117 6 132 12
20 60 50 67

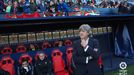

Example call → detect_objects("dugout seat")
1 46 12 55
66 47 73 75
19 54 32 64
52 49 69 75
16 44 27 53
1 56 15 75
42 41 51 50
64 40 73 46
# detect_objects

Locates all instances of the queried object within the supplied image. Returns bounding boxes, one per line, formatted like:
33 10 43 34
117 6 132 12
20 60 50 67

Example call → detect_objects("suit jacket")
18 64 34 75
72 37 102 75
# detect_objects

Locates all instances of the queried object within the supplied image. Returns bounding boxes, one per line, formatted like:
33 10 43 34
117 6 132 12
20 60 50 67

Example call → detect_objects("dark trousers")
74 64 103 75
74 65 88 75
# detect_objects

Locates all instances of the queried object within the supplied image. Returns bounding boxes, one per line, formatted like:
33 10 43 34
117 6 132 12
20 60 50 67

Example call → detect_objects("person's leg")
74 66 87 75
87 64 102 75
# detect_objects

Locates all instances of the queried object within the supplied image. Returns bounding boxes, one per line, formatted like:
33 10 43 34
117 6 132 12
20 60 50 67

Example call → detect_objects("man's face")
54 0 57 3
8 1 11 5
22 61 28 67
59 0 63 4
50 1 54 6
79 30 89 39
39 53 45 60
30 44 35 49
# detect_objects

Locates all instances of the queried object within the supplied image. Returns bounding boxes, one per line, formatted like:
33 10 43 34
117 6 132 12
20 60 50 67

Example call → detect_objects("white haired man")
72 24 102 75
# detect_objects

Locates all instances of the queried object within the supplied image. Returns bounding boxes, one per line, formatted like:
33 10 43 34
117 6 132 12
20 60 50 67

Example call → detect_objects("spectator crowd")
0 0 134 17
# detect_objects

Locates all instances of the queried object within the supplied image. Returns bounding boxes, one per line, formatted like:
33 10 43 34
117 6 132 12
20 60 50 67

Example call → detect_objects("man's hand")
94 48 98 52
88 56 93 60
86 56 93 64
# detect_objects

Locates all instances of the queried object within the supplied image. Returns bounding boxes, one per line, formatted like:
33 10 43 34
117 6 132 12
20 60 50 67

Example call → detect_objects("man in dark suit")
35 52 52 75
72 24 102 75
